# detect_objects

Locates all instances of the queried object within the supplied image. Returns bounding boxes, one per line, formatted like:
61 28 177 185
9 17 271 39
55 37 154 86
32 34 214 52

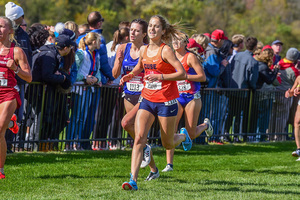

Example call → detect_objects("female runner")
0 16 32 179
121 15 191 190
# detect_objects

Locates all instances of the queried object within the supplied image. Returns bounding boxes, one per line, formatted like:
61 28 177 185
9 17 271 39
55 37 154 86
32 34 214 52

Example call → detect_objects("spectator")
227 37 259 139
269 48 300 140
65 21 79 39
28 34 74 149
203 29 226 88
202 29 228 142
67 32 102 150
77 11 115 85
272 40 283 65
78 24 89 36
229 34 244 63
5 1 32 152
252 45 280 140
190 34 209 51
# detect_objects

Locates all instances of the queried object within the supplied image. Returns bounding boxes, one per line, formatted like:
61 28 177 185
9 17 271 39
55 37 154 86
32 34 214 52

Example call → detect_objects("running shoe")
296 157 300 161
122 174 138 190
292 149 300 157
162 164 173 172
0 172 5 179
140 144 151 168
9 114 19 134
204 118 213 137
145 168 159 181
181 128 192 151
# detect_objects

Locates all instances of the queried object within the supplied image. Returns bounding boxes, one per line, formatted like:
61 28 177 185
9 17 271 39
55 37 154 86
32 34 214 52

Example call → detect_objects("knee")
162 140 173 150
134 134 147 146
121 118 130 130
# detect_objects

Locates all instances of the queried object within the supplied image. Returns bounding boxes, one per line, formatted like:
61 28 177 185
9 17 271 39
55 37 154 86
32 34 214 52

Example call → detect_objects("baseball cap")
211 29 226 40
187 38 204 53
262 45 272 51
55 35 76 49
203 33 211 39
272 40 283 46
5 2 24 21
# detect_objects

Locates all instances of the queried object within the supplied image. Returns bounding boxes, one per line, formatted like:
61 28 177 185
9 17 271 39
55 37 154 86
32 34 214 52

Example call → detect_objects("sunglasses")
20 24 27 27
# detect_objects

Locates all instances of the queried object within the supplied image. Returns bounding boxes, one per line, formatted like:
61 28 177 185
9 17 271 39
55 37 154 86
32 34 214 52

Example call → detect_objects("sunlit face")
272 43 282 55
148 17 165 40
130 22 145 43
172 38 185 51
0 18 12 41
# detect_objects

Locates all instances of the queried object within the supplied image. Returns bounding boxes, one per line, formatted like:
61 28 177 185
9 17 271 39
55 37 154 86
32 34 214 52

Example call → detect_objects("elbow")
27 77 32 83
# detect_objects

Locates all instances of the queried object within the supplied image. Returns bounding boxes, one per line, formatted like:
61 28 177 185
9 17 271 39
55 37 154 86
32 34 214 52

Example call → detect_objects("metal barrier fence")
7 83 296 152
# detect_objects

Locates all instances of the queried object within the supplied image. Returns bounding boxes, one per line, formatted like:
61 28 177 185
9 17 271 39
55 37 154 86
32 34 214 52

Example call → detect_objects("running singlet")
176 52 200 94
0 43 17 88
0 43 21 108
122 43 144 95
141 43 179 102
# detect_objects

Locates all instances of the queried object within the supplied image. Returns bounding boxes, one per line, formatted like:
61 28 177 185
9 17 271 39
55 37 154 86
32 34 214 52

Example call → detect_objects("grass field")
1 141 300 200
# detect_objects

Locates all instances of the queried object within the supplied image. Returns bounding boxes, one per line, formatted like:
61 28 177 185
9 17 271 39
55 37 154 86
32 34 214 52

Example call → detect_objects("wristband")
14 66 20 74
297 84 300 88
128 72 135 78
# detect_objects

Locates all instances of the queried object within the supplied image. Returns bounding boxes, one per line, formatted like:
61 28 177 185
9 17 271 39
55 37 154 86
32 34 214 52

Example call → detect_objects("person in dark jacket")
252 45 280 139
26 34 75 149
5 2 33 151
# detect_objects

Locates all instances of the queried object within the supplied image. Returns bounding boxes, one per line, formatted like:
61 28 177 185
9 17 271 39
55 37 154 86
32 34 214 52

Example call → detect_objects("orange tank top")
141 43 179 102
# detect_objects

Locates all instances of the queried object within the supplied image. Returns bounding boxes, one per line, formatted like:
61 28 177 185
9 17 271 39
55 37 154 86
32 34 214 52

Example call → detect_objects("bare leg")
294 105 300 149
131 109 155 182
0 100 17 169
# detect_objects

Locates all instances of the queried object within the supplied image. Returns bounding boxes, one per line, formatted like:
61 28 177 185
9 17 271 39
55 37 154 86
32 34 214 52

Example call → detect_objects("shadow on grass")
6 142 295 166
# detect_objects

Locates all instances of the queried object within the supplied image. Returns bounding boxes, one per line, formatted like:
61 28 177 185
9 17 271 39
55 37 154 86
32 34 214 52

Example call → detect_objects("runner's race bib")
0 79 8 86
164 99 177 106
177 80 191 92
145 80 162 90
126 82 143 92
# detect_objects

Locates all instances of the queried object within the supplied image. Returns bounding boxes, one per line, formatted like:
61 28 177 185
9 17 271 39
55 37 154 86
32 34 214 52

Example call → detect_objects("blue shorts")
139 97 178 117
177 92 201 107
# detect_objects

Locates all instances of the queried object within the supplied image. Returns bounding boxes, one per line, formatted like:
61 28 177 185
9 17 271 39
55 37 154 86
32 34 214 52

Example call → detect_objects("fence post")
37 84 46 151
246 89 254 140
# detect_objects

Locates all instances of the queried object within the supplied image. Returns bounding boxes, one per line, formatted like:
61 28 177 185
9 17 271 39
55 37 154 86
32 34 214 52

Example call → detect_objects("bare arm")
119 46 145 85
286 76 300 98
186 53 206 82
112 44 126 78
7 47 32 83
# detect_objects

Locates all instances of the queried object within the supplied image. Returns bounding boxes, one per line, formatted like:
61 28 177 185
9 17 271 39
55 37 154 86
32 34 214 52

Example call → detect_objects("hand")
120 74 134 85
294 87 300 97
144 74 160 83
276 72 281 78
221 59 229 67
6 59 18 71
86 76 94 85
285 88 291 98
55 71 62 75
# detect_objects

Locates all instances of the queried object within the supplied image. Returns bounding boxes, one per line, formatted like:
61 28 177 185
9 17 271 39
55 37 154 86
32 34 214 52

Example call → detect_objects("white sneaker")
296 157 300 161
162 165 173 172
145 168 159 181
292 149 300 157
204 118 213 137
140 144 151 168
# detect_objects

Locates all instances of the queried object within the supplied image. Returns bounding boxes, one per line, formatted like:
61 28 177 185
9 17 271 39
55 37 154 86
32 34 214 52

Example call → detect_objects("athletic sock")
0 168 4 174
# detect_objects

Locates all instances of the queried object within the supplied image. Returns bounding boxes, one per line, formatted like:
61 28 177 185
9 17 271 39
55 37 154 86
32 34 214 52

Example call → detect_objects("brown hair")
191 34 209 50
87 11 103 28
65 21 78 34
255 48 274 67
111 27 129 52
232 34 245 46
150 15 184 44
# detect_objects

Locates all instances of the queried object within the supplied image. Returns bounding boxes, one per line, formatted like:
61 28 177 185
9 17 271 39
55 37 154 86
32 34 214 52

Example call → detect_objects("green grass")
1 141 300 200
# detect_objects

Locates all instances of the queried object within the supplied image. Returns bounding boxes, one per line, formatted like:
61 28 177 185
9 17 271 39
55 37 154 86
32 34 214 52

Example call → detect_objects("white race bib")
126 82 144 92
177 80 191 91
145 80 162 90
0 79 8 86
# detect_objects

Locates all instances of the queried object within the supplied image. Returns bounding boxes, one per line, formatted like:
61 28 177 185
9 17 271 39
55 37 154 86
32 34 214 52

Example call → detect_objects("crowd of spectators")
4 1 300 151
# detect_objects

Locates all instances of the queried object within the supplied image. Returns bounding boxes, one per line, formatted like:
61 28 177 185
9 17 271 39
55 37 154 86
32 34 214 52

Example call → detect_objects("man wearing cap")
269 48 300 137
76 11 115 85
271 40 283 65
28 34 75 146
5 2 32 152
203 29 227 88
